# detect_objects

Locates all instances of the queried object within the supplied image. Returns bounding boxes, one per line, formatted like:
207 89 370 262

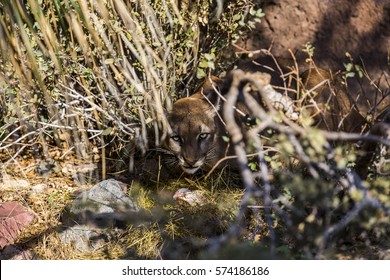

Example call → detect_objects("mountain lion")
163 56 367 175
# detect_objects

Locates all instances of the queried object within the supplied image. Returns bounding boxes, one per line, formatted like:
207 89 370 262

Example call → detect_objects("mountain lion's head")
163 77 227 174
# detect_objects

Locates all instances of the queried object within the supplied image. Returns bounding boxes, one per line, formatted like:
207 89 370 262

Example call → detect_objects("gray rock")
59 225 122 251
60 179 139 251
70 179 139 217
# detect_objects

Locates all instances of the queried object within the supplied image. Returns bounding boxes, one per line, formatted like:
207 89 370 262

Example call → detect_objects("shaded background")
245 0 390 113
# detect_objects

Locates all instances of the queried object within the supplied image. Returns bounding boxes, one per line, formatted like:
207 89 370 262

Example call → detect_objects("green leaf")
308 129 326 153
248 162 257 171
281 141 294 154
270 161 282 170
196 68 206 79
355 65 364 78
102 127 113 136
204 53 214 61
198 60 209 68
207 61 215 70
256 9 265 18
233 14 241 21
344 63 353 72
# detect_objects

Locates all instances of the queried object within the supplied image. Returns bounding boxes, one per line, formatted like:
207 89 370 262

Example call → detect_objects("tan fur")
300 68 365 132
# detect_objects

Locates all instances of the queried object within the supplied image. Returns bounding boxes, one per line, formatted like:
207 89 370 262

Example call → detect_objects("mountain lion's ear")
197 75 224 109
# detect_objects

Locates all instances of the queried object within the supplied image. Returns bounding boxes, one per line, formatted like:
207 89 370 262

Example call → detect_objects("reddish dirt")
245 0 390 114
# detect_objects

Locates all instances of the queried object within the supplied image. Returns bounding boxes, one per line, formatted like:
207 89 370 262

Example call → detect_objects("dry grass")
0 165 250 259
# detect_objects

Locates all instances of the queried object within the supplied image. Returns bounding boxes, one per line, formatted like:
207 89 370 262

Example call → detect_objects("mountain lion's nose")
182 156 198 166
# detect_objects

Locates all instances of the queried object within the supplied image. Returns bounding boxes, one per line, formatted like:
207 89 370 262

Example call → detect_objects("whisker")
151 147 175 155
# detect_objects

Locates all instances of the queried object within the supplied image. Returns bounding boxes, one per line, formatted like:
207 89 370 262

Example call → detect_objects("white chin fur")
182 166 201 174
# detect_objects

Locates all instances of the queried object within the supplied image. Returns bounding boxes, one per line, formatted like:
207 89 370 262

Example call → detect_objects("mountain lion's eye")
171 136 181 142
199 133 209 140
